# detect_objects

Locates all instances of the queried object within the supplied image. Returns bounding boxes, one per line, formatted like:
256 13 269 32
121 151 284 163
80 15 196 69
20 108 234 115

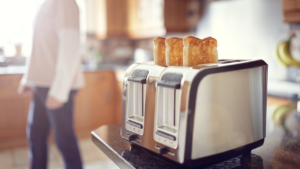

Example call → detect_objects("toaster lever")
157 73 183 89
128 70 149 84
128 134 140 142
155 145 175 156
158 147 170 155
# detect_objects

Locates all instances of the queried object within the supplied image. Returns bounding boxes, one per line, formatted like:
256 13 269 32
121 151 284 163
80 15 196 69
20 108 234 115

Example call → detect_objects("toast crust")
183 36 218 67
166 37 184 66
153 37 167 67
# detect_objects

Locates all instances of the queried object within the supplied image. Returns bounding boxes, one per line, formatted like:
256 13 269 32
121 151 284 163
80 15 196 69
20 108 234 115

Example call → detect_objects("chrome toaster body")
121 59 268 168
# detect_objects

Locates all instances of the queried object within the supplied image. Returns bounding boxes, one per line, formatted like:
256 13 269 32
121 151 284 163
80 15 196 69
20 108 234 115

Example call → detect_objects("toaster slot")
157 87 178 133
127 81 145 122
155 73 182 146
126 69 149 135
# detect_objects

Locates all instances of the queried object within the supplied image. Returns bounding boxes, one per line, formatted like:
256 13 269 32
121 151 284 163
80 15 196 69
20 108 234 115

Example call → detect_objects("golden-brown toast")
165 37 184 66
153 37 167 67
183 36 218 67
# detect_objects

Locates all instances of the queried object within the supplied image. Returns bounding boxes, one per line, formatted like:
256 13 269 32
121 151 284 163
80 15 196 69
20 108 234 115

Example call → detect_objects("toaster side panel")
190 66 266 159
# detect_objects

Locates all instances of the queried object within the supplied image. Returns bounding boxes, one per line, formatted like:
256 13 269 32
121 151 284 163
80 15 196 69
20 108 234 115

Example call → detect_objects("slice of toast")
183 36 218 67
166 37 184 66
153 37 167 67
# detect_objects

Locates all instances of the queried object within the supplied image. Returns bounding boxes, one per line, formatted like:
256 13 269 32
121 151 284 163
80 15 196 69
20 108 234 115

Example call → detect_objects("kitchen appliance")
120 59 268 168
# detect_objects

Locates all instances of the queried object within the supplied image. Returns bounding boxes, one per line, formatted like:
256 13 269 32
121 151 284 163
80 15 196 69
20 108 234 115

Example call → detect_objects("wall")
197 0 290 81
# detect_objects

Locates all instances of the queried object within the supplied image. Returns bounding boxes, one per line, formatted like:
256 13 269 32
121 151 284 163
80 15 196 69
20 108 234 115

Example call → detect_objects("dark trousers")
27 87 83 169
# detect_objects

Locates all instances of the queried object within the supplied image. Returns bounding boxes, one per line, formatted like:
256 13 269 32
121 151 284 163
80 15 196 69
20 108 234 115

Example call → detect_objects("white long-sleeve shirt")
21 0 85 103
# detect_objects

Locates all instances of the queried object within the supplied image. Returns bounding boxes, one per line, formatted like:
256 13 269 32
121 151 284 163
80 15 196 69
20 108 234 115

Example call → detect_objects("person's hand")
18 84 32 96
46 95 64 110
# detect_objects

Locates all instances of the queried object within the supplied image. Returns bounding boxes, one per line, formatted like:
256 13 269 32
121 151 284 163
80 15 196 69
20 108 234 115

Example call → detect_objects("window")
0 0 45 57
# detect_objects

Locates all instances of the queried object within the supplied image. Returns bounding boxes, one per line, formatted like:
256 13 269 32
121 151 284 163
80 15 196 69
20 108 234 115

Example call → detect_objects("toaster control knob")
128 134 139 142
158 147 170 155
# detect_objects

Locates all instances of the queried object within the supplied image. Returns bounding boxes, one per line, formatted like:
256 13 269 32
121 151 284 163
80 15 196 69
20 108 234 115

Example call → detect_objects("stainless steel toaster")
120 59 268 168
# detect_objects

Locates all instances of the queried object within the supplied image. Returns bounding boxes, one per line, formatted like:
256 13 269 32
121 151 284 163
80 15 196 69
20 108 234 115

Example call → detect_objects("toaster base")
123 138 264 168
183 138 265 168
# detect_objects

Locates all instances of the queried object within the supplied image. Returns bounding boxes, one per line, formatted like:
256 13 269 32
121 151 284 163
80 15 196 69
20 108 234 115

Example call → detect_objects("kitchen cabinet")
164 0 201 32
0 75 31 150
74 71 121 137
114 69 125 125
0 71 122 150
282 0 300 23
86 0 201 39
88 0 166 39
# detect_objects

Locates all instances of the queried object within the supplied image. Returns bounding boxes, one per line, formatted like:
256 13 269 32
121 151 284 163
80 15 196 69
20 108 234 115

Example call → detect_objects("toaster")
120 59 268 168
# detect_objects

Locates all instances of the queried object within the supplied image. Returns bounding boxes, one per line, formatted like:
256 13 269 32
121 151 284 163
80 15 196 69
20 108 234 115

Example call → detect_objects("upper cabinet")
85 0 201 39
164 0 201 32
87 0 166 39
282 0 300 23
127 0 166 38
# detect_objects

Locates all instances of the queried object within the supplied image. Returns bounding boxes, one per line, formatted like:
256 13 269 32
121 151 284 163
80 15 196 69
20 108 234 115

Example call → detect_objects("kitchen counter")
92 125 264 169
0 65 27 74
92 105 300 168
0 64 129 75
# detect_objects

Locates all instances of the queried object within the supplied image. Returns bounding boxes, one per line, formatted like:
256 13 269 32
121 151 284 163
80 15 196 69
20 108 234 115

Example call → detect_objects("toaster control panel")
127 120 143 129
154 132 177 148
156 131 176 141
126 123 143 135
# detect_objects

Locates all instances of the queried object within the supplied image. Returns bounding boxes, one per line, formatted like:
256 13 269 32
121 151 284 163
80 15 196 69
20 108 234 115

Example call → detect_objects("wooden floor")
0 138 119 169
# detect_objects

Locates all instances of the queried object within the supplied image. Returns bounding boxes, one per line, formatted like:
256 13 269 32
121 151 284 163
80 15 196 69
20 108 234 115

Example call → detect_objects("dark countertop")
92 106 300 169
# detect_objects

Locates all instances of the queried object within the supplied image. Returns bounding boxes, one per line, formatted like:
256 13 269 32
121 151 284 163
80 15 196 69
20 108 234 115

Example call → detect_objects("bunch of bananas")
272 103 296 126
276 39 300 67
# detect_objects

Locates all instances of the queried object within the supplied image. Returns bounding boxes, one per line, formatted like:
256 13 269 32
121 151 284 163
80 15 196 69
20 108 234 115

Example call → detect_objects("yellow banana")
276 42 290 67
272 104 296 125
277 40 300 67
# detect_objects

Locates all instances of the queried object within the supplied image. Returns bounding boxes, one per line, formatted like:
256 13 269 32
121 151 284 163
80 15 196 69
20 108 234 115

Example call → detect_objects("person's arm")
18 56 33 96
46 29 81 109
46 1 81 109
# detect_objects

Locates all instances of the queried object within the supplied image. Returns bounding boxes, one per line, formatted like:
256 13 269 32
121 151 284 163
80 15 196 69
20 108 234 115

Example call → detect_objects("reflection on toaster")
120 59 268 168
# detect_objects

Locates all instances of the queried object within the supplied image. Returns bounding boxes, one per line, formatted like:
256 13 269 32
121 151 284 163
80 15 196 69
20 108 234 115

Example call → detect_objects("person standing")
18 0 84 168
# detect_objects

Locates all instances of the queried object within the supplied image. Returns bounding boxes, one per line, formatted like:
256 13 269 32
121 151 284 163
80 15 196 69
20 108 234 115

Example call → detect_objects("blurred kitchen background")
0 0 299 168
